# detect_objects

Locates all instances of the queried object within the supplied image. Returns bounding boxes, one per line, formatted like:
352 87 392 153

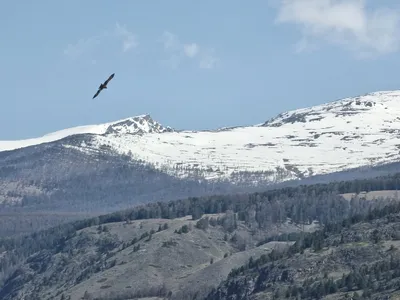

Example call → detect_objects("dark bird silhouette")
92 73 115 99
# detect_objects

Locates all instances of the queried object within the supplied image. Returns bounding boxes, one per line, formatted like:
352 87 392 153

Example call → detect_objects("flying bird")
92 73 115 99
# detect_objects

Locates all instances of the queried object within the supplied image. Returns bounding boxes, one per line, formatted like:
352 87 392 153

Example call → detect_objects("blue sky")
2 0 400 139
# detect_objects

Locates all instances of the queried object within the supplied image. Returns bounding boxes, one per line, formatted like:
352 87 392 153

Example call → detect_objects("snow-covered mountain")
3 89 400 236
0 114 173 152
2 90 400 185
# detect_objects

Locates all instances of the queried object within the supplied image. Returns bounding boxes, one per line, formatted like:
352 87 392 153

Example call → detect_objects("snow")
0 114 168 152
2 90 400 182
85 90 400 180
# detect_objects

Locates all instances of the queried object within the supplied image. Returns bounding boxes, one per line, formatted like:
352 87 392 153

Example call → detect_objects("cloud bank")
274 0 400 57
63 25 219 70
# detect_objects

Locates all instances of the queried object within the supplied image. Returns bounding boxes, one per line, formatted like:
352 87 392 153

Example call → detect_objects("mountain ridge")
3 89 400 145
0 114 174 152
69 89 400 182
2 90 400 237
3 89 400 191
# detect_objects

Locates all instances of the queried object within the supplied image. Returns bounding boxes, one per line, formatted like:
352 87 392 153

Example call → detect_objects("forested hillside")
206 202 400 299
2 132 400 239
1 173 400 299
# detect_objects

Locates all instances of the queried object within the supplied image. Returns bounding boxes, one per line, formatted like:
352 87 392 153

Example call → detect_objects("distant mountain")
2 90 400 236
0 114 173 152
3 90 400 183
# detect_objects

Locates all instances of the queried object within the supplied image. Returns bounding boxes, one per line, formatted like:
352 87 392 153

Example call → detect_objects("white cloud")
115 22 138 52
199 49 219 69
160 31 218 69
183 43 199 58
63 35 103 59
159 31 183 68
162 31 181 51
274 0 400 57
64 23 138 59
199 57 218 69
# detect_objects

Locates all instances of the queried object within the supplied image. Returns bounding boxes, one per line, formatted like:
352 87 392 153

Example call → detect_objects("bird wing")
104 73 115 85
92 89 102 99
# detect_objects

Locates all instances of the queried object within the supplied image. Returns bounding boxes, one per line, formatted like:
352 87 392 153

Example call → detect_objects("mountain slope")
3 90 400 184
3 90 400 237
4 215 294 300
0 135 244 237
0 114 173 153
90 90 400 181
1 172 399 300
206 202 400 300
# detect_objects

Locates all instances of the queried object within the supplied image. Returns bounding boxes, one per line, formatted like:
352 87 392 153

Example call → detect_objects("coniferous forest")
1 172 400 299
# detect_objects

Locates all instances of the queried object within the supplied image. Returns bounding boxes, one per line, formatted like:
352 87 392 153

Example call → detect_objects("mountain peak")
0 114 173 152
261 90 400 128
104 114 174 135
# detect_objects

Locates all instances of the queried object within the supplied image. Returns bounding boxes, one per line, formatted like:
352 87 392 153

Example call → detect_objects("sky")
2 0 400 140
